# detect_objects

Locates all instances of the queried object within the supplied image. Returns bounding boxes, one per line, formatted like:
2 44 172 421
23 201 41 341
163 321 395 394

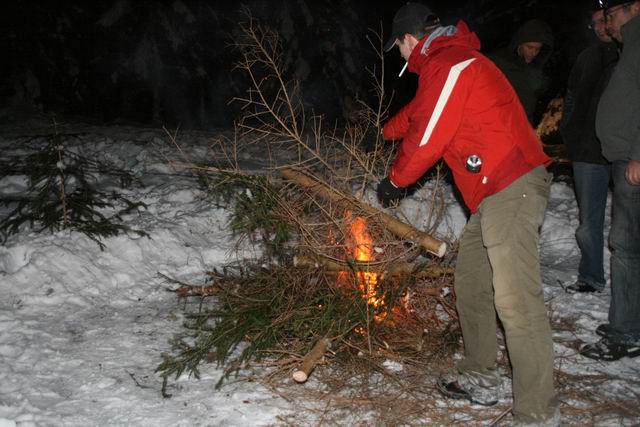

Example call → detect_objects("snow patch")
0 245 32 274
0 175 28 194
0 124 636 426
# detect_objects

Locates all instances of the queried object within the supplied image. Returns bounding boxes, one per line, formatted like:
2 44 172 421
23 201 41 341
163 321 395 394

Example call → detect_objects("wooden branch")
174 284 222 298
281 168 447 257
168 161 247 176
536 97 563 138
292 337 331 383
293 255 453 279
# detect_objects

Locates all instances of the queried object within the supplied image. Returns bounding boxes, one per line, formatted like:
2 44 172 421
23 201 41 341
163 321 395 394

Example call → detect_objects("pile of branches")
158 261 457 395
158 13 461 421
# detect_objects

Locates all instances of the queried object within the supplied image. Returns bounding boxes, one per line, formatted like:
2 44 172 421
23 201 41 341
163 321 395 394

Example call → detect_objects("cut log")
281 168 447 257
293 255 453 278
292 337 331 383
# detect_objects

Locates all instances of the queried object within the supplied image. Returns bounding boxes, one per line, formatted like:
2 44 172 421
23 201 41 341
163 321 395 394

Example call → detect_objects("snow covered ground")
0 119 638 426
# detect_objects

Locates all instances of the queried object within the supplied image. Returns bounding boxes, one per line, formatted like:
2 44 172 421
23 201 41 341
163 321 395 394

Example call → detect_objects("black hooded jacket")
560 41 618 164
488 19 554 125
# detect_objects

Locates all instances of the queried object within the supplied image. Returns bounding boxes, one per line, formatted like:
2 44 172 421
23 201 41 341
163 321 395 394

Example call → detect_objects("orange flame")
344 212 384 312
350 216 373 262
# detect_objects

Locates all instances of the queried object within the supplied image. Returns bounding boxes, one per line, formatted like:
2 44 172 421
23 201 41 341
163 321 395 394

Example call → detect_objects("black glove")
377 177 404 207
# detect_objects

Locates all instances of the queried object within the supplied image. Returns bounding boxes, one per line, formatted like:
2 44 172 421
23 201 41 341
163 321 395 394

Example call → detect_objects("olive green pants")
454 166 557 420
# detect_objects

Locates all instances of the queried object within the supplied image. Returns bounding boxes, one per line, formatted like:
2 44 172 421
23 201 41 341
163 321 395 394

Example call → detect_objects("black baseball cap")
384 2 439 52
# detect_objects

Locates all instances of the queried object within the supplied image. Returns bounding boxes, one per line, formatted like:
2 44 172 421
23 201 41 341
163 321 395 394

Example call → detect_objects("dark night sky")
1 0 598 129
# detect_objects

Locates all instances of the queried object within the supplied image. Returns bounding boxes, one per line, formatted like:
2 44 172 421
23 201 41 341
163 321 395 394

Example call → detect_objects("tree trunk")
294 255 453 278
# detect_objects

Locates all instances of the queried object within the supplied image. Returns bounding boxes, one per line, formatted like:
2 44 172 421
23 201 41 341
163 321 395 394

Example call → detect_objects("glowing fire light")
351 216 373 262
344 213 384 310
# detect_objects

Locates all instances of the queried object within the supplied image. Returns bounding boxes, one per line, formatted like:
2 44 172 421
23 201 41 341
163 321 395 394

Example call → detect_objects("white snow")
0 121 638 426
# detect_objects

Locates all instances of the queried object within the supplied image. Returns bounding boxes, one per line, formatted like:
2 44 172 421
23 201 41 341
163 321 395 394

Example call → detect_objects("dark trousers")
572 161 610 290
608 161 640 344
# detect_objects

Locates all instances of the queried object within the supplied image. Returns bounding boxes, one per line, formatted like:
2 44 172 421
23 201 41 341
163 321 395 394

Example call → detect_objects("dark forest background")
1 0 601 129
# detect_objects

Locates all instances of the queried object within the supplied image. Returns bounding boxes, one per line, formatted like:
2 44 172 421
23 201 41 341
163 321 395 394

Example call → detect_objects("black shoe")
437 379 499 406
436 370 500 406
596 323 613 337
565 280 601 294
580 338 640 361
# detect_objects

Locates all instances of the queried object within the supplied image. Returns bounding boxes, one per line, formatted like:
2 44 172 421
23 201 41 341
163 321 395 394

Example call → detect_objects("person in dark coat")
581 0 640 361
488 19 554 125
560 3 619 294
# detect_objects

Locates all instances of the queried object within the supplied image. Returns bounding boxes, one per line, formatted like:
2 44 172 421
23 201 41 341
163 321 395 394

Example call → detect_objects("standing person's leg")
607 160 640 343
571 161 610 291
479 166 557 422
440 212 501 405
582 161 640 359
455 213 497 373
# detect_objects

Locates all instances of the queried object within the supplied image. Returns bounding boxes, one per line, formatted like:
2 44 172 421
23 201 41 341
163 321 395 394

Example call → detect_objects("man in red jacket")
378 3 558 425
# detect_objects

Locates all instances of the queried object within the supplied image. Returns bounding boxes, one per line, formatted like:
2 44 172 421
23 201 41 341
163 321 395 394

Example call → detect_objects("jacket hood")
408 21 481 73
507 19 554 67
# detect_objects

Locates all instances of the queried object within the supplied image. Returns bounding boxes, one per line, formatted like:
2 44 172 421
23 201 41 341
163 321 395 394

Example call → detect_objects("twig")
489 405 512 426
126 371 153 390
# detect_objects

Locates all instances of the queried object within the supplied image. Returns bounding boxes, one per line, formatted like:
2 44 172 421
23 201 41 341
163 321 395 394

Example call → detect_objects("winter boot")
595 323 613 337
565 279 601 294
437 367 501 406
580 337 640 361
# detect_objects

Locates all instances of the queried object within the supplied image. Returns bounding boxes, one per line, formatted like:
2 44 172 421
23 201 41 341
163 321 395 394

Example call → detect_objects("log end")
292 370 308 383
433 242 447 258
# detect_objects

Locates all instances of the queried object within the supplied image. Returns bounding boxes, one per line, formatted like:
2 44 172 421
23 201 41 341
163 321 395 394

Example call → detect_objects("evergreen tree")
0 125 148 249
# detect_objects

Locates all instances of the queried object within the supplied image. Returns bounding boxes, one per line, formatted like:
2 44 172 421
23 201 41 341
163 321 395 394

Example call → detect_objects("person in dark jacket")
488 19 554 125
560 3 619 294
581 0 640 361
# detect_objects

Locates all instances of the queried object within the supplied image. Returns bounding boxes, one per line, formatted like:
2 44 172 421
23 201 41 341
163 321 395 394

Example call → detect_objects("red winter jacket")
383 22 550 213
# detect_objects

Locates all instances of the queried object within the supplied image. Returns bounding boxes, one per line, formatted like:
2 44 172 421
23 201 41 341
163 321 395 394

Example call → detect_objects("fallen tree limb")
293 255 453 279
281 168 447 257
292 337 331 383
159 273 222 297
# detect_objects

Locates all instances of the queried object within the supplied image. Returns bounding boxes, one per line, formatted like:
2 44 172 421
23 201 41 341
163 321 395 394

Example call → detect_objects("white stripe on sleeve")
419 58 476 147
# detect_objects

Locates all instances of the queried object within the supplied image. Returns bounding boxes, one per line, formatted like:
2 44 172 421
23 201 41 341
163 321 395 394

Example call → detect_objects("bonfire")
156 13 469 425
